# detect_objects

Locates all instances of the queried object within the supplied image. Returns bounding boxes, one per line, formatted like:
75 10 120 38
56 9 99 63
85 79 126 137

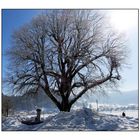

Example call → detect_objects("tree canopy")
5 10 127 111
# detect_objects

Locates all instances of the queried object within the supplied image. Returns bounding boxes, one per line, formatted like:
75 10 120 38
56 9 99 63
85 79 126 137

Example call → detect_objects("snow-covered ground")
2 108 138 131
96 104 138 118
101 110 138 118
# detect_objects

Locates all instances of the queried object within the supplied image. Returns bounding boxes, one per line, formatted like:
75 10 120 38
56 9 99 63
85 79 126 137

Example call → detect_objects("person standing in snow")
122 112 126 117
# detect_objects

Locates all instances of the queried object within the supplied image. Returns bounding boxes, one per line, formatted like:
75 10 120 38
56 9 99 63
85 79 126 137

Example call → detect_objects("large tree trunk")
59 98 71 112
44 89 72 112
59 104 71 112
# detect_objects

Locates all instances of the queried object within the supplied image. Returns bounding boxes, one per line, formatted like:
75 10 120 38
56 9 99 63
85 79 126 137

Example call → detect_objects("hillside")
2 90 138 113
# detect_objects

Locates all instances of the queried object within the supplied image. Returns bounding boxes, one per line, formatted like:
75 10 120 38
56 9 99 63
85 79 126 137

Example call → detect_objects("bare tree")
2 93 13 116
5 10 127 112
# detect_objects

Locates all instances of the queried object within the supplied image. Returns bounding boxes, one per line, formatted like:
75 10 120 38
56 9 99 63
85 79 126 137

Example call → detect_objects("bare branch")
5 10 127 112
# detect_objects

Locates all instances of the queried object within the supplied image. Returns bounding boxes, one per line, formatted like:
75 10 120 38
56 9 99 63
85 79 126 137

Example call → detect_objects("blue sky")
2 9 43 78
2 9 138 93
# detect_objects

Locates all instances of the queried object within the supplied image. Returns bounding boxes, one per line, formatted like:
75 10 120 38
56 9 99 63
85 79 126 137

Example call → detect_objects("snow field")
2 108 138 131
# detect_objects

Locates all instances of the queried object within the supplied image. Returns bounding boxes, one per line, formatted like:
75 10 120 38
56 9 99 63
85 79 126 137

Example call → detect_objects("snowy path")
2 108 139 131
